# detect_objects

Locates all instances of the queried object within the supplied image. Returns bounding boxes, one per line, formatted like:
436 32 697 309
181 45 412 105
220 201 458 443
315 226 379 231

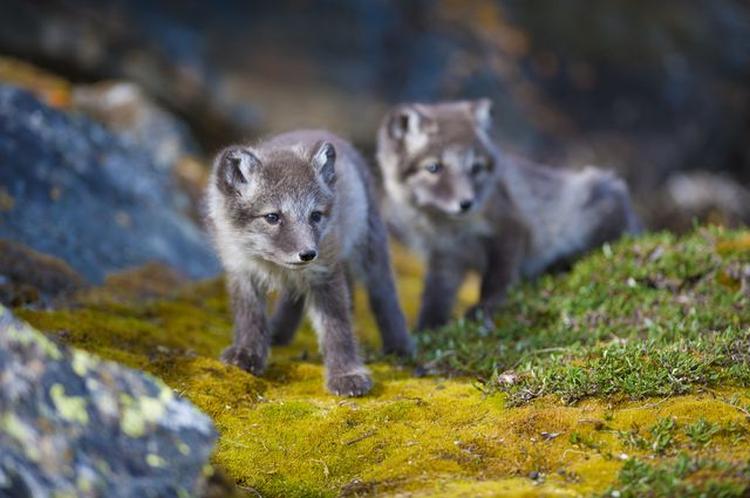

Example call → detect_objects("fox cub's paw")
327 368 373 397
465 304 497 330
382 336 416 359
220 345 267 376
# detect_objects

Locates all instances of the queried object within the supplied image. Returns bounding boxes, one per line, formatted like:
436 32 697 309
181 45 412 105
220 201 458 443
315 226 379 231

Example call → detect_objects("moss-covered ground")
15 228 750 497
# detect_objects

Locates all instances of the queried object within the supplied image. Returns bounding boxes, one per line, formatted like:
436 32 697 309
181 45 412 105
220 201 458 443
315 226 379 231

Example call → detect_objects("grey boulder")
0 305 217 498
0 85 219 283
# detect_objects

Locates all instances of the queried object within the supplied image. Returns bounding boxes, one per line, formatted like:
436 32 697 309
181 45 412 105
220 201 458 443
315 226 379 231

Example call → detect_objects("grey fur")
377 100 641 331
220 273 269 375
206 129 413 396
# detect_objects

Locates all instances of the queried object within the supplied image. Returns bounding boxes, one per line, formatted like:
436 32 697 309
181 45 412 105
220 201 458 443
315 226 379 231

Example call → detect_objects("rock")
0 239 86 307
0 56 71 109
667 172 750 223
0 85 219 283
0 304 217 498
646 172 750 232
0 0 747 185
0 0 260 150
72 81 199 172
172 156 212 223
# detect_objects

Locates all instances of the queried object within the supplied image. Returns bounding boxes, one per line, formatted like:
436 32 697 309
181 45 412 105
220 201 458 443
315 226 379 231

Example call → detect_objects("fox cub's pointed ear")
386 105 434 154
387 105 425 142
215 146 260 193
312 141 336 187
472 98 494 130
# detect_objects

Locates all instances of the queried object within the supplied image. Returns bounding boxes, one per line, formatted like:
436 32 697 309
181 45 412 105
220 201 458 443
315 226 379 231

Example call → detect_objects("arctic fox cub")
206 130 413 396
376 100 641 330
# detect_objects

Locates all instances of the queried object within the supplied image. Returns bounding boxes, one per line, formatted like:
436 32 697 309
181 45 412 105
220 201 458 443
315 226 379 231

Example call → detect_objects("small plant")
684 418 720 447
617 418 678 455
617 423 649 451
569 431 600 450
649 417 677 454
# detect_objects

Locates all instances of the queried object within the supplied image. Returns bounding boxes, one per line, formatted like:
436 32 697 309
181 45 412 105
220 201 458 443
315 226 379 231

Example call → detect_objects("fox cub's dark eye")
310 211 323 223
263 213 280 225
424 162 442 174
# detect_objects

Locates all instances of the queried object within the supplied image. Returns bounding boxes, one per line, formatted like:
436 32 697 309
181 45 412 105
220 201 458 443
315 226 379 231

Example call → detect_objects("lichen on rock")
0 305 217 498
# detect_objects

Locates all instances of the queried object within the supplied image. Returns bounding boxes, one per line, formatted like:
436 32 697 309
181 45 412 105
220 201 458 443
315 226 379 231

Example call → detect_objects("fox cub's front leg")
466 235 523 325
221 275 271 375
308 266 372 396
417 253 465 331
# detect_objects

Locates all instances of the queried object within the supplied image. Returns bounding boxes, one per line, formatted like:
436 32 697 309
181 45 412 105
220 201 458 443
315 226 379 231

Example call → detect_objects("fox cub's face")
213 141 336 269
379 99 497 217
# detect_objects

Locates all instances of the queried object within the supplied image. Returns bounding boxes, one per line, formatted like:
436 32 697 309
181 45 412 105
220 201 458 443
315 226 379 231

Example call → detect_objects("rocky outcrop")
0 0 747 189
646 172 750 232
0 85 218 283
0 305 217 497
72 81 199 172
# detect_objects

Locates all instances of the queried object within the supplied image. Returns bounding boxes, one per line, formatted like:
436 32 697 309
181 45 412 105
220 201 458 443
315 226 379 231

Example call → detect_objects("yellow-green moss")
15 235 750 497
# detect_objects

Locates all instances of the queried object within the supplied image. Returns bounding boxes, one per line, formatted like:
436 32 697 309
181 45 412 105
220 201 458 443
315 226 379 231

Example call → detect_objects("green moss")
14 228 750 497
419 228 750 405
604 454 750 498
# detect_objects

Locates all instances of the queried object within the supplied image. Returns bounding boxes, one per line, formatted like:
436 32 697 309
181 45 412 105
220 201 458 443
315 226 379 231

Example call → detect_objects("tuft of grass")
569 431 601 451
649 417 678 455
617 417 679 455
417 228 750 404
685 418 721 448
617 424 649 452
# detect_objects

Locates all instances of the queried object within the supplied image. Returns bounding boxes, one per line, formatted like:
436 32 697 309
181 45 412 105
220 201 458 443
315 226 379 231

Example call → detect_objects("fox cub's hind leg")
221 275 270 375
270 291 306 345
308 266 372 396
585 172 643 245
362 212 415 357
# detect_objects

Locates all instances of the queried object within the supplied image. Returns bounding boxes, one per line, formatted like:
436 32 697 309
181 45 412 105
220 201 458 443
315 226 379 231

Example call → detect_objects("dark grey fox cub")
376 100 641 331
206 130 414 396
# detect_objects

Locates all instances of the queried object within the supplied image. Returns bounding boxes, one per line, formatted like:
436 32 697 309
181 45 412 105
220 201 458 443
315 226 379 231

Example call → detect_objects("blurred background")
1 0 749 301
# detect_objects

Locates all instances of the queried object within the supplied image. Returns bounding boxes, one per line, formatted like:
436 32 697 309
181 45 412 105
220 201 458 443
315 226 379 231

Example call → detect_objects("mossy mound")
0 239 86 306
420 229 750 406
16 228 750 497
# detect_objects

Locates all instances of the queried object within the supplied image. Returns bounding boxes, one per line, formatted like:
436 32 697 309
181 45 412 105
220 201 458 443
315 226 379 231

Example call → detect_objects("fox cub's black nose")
298 249 317 262
459 199 474 212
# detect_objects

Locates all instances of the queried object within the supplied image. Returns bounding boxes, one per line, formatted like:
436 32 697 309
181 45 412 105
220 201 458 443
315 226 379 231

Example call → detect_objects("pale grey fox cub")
206 130 414 396
376 100 641 331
